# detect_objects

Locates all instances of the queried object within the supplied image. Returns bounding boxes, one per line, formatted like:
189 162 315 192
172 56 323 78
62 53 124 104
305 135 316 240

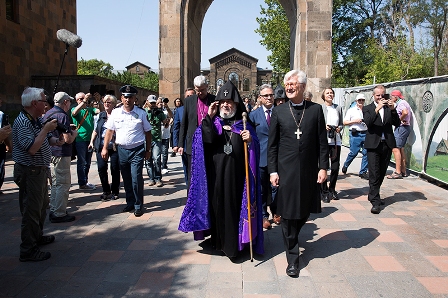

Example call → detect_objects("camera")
44 117 70 133
383 94 390 100
1 114 9 127
328 125 338 139
163 97 169 103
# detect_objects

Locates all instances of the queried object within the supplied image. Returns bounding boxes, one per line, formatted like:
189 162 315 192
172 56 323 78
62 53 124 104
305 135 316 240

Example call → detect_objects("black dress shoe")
134 209 143 217
380 200 385 205
122 206 135 213
371 206 381 214
330 191 339 200
322 194 331 203
359 172 369 180
286 264 299 277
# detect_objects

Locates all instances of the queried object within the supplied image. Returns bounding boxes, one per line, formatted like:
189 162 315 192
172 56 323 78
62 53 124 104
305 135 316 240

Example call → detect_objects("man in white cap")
342 93 369 180
43 92 78 223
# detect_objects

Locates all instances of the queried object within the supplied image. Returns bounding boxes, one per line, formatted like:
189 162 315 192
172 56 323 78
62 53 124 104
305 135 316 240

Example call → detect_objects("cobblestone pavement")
0 147 447 297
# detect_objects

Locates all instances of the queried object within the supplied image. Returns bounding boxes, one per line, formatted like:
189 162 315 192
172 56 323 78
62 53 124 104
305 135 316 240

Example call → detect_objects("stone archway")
159 0 332 100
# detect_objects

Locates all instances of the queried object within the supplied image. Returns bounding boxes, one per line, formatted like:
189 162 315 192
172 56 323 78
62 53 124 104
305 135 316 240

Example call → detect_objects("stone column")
293 0 332 96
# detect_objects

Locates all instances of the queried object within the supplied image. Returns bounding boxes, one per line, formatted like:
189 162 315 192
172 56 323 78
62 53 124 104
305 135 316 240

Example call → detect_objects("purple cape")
178 117 264 255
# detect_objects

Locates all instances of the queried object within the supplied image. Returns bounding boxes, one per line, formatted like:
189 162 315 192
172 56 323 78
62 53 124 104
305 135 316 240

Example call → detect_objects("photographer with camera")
320 87 343 203
43 92 78 223
363 86 400 214
71 92 103 191
159 97 173 174
143 95 166 187
13 87 64 261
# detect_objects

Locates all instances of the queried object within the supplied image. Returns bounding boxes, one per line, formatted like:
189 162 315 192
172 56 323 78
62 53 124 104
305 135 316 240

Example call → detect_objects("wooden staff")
242 112 253 262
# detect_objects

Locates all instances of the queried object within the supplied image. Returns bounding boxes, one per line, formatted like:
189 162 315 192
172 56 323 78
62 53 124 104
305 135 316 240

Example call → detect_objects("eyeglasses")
357 99 365 102
285 82 298 88
260 94 274 99
149 102 156 104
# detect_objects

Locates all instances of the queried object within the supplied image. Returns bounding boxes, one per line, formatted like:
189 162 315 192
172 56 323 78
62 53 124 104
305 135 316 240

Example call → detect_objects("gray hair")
303 91 313 100
284 70 307 84
193 75 208 87
75 92 85 101
258 84 273 96
21 87 45 107
103 94 117 105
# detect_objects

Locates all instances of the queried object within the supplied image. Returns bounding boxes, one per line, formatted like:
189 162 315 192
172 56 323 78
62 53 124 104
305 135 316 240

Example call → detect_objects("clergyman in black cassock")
268 70 328 277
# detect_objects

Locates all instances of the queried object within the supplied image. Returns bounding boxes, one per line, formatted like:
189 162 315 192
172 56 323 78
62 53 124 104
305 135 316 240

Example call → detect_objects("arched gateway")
159 0 332 99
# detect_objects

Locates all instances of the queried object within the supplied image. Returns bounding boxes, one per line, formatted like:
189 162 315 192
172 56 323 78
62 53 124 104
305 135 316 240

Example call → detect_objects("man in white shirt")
101 85 152 217
342 94 369 180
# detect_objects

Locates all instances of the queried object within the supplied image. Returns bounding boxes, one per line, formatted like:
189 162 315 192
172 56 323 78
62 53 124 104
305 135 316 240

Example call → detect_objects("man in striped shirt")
12 87 63 262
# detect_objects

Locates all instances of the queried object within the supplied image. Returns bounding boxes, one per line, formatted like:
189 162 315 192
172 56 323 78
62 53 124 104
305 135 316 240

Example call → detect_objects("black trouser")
367 141 392 206
321 145 341 193
281 217 308 266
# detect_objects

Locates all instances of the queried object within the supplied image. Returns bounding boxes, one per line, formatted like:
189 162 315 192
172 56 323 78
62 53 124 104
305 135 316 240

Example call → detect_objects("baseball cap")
53 91 73 103
391 90 404 99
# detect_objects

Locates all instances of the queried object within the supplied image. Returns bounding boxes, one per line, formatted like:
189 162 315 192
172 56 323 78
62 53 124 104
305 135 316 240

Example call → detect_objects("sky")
76 0 272 72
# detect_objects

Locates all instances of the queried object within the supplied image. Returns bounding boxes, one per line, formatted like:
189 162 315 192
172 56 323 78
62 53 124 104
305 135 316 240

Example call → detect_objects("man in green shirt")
71 92 102 190
144 95 166 187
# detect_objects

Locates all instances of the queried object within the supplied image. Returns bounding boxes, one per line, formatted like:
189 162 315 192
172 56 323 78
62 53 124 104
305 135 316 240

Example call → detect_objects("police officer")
101 85 152 217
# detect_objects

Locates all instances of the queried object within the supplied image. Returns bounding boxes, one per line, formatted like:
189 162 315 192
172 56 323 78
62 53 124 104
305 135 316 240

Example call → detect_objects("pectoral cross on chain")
295 128 302 139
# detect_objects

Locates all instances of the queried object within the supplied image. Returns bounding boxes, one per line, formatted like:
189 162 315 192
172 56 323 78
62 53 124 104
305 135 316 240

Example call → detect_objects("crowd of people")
1 71 413 278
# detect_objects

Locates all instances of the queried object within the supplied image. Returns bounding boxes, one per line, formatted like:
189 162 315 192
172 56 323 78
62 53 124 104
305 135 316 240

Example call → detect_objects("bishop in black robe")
267 70 328 276
179 81 264 259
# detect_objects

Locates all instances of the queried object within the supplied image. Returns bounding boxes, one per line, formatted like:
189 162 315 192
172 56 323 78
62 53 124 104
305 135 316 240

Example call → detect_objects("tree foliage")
256 0 448 87
255 0 290 73
77 58 159 92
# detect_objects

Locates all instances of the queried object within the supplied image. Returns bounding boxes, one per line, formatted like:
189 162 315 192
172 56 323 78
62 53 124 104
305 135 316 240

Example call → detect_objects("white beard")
220 109 236 119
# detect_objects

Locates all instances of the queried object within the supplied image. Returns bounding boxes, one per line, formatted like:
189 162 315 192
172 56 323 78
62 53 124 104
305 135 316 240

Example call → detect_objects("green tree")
77 58 114 76
255 0 290 73
78 58 159 92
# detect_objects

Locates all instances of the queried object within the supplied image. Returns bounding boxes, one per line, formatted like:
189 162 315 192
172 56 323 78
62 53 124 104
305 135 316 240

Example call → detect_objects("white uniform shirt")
344 105 367 132
104 106 151 149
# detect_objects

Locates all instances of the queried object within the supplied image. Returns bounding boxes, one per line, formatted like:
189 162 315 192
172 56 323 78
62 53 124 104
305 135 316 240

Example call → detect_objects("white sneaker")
79 183 96 190
161 169 169 174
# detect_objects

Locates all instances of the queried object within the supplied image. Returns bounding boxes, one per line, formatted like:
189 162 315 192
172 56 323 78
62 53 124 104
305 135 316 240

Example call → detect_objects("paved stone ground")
0 147 447 297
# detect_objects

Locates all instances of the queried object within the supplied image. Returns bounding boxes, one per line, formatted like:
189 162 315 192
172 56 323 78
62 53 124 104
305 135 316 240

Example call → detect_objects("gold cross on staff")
295 128 302 139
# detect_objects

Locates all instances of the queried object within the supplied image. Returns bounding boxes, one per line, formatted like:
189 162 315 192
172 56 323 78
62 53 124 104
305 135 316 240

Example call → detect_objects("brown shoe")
263 218 272 229
273 214 281 225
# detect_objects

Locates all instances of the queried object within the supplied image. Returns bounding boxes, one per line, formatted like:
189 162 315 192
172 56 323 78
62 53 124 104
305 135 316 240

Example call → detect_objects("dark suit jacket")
249 107 270 167
172 106 183 148
363 102 400 150
179 94 215 155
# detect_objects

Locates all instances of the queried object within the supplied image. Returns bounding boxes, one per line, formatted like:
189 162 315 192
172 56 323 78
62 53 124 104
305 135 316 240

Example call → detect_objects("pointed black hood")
215 80 246 120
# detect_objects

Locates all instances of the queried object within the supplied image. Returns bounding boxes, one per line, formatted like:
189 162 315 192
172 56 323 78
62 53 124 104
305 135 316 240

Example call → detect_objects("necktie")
266 109 271 126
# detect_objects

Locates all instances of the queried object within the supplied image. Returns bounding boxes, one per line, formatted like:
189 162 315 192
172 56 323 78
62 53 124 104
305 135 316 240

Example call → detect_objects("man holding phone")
363 85 401 214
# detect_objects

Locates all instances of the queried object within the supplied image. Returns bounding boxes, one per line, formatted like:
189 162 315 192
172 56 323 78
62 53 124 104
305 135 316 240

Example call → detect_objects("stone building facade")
125 61 152 78
202 48 272 98
0 0 78 110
